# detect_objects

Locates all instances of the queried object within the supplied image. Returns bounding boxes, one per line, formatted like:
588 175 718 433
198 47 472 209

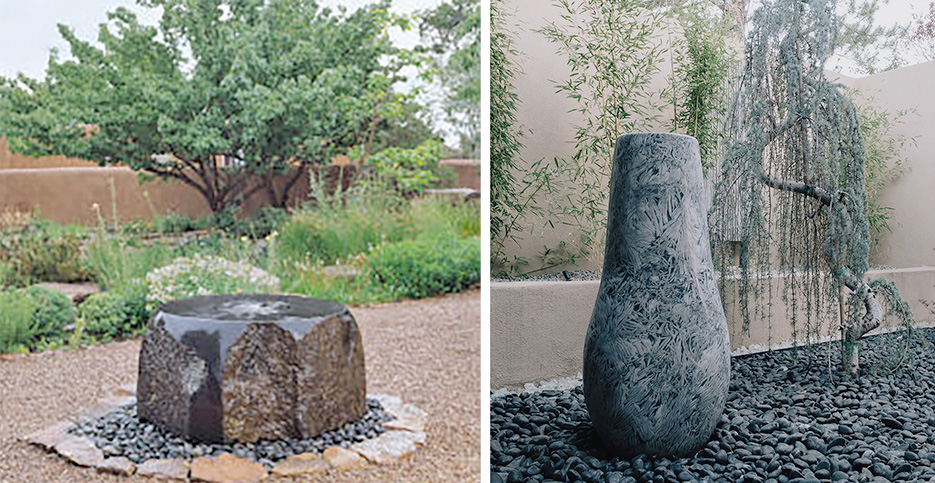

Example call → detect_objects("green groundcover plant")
79 280 149 341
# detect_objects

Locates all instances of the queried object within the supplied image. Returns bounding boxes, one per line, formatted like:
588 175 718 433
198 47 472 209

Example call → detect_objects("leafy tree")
909 1 935 60
417 0 480 158
713 0 912 374
833 0 908 74
0 0 415 212
701 0 907 75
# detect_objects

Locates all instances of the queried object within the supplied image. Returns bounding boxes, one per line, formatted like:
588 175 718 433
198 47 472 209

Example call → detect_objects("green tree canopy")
418 0 479 158
0 0 418 212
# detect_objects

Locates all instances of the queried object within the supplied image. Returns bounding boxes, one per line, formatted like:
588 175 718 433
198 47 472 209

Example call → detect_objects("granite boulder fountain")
24 294 429 481
137 294 366 443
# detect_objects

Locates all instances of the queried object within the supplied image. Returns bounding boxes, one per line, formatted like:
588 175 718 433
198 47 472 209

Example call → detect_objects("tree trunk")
762 173 882 374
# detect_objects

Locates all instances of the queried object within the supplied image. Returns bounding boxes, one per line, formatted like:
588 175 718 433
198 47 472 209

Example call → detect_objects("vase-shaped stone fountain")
583 133 730 457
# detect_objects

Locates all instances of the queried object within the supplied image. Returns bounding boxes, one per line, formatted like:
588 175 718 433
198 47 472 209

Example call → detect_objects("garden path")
0 289 480 483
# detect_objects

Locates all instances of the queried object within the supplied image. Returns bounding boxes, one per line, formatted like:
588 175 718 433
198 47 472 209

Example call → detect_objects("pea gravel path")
0 289 480 483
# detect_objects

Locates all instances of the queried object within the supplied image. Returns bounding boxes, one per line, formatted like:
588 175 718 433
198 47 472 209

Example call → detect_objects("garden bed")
492 327 935 483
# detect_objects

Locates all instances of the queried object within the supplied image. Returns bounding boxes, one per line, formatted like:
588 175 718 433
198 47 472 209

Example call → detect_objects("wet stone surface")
491 328 935 483
70 399 392 468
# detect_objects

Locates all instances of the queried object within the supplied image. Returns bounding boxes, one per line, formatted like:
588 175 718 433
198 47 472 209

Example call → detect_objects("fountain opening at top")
137 294 366 444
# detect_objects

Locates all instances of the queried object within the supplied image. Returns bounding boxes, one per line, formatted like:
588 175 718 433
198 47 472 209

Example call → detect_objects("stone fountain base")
22 385 427 482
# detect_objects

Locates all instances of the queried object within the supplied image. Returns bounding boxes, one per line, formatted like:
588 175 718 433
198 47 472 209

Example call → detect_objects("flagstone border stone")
22 389 427 482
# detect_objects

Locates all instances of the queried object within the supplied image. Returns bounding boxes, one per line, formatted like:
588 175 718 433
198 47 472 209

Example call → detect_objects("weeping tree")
713 0 911 374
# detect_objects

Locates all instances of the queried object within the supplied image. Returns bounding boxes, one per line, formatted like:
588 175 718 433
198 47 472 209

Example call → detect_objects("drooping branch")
761 172 883 356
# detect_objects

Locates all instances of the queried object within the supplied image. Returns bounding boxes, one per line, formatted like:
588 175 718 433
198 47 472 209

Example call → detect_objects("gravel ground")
492 328 935 483
0 289 480 483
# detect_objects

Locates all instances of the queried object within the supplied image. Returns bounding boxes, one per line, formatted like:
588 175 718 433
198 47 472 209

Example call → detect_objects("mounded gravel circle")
492 327 935 483
0 290 480 483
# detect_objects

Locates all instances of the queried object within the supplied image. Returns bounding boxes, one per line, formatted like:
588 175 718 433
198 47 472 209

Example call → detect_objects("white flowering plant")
145 255 280 310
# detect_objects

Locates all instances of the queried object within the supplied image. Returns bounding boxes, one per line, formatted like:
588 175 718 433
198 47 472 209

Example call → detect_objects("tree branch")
761 172 882 353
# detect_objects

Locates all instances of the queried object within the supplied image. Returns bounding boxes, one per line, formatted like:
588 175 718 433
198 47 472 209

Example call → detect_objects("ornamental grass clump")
145 255 280 310
0 290 39 353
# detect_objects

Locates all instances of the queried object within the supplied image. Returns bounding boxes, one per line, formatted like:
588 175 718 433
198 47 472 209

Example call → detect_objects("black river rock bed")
70 398 392 468
492 328 935 483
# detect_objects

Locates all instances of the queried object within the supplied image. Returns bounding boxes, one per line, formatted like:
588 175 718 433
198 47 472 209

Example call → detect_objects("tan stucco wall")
499 0 935 273
491 267 935 388
0 155 464 225
497 0 677 273
0 167 212 224
440 159 481 191
831 61 935 268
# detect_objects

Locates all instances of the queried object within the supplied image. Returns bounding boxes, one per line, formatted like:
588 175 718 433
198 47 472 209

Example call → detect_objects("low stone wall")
490 266 935 389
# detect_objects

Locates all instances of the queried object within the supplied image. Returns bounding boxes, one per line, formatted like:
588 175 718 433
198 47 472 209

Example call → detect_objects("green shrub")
76 279 151 342
198 206 288 240
369 234 480 299
234 207 289 239
118 278 152 331
16 285 76 340
79 292 131 340
153 212 201 234
146 255 280 310
0 220 88 286
0 290 39 353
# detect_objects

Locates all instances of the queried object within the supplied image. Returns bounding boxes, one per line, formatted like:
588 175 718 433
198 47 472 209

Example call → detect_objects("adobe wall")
0 167 211 224
832 61 935 269
0 160 476 225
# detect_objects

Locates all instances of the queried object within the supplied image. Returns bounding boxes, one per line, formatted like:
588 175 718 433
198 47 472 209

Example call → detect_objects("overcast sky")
0 0 928 79
0 0 442 80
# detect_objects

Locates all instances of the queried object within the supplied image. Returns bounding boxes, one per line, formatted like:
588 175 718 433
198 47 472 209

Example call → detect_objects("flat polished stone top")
160 295 346 322
154 295 352 349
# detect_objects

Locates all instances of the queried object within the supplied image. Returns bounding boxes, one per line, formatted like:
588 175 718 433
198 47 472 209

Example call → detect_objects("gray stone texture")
583 133 730 456
138 295 365 444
